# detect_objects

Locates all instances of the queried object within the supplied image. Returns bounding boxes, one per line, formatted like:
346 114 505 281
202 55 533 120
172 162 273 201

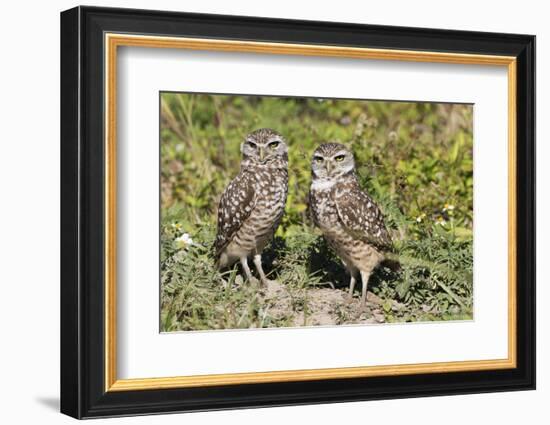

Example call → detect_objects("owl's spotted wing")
334 186 392 251
214 172 256 258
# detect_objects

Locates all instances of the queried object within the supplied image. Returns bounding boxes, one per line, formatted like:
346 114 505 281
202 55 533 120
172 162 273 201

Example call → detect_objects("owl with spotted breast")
214 128 289 285
309 143 392 304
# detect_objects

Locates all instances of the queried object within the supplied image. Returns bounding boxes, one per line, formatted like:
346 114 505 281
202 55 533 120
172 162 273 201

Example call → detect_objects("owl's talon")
247 276 261 286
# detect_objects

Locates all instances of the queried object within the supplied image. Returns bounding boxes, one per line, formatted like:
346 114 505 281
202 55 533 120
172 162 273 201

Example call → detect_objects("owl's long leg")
253 254 272 286
360 270 372 305
342 261 357 296
240 257 256 283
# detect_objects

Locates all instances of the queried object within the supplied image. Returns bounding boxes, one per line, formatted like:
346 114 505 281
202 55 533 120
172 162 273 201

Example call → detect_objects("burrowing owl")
214 128 289 285
309 143 392 304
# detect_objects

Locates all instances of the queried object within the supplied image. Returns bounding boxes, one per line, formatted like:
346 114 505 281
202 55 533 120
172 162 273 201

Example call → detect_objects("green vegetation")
160 93 473 332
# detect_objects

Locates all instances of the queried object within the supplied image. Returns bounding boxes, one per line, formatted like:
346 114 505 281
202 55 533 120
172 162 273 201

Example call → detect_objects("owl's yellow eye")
246 141 257 148
334 155 346 162
268 141 280 150
314 156 324 163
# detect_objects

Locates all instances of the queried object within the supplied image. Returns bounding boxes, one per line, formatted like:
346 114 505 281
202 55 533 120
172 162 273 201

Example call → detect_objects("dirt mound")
260 279 394 327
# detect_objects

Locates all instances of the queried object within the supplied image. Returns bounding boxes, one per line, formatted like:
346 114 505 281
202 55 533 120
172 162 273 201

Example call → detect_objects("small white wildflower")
416 213 427 223
175 233 194 249
435 217 447 226
175 144 185 153
443 203 455 212
171 222 183 230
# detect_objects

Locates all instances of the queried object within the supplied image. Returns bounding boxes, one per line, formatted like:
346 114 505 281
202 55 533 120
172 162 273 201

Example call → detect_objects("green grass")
160 93 474 332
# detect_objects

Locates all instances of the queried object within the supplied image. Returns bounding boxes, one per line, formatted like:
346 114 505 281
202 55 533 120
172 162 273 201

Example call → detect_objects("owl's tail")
381 256 401 272
383 252 468 308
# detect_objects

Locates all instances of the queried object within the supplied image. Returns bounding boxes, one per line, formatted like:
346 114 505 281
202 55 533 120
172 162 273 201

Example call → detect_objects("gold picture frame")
104 34 517 392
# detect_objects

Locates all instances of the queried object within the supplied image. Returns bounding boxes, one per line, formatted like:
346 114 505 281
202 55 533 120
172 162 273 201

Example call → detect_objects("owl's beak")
325 161 333 174
259 147 266 162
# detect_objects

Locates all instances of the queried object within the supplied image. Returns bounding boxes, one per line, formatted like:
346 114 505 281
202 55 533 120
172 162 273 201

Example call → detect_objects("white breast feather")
311 179 336 191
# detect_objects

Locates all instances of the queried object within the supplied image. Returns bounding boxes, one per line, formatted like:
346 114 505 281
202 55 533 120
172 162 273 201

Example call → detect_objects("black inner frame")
60 6 535 419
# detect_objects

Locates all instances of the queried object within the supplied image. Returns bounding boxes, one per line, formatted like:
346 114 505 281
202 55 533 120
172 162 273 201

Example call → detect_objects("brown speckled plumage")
309 143 392 303
215 128 288 285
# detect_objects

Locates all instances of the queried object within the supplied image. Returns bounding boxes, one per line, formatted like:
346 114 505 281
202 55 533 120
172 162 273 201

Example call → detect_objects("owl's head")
240 128 288 167
311 143 355 181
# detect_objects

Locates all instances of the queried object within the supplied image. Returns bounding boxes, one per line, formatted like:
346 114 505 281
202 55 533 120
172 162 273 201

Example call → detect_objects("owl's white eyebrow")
332 151 348 158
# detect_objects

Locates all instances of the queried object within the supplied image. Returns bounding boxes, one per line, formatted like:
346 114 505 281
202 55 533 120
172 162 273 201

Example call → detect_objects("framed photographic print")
60 6 535 419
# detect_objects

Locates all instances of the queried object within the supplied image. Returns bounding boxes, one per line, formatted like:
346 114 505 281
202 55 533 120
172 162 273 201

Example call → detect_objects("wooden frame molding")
104 33 518 392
